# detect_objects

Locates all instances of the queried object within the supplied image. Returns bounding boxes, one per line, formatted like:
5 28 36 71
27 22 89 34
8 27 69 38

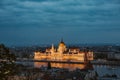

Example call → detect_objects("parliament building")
34 40 94 62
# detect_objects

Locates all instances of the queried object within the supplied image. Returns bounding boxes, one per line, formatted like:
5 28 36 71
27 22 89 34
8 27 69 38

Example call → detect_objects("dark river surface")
16 61 120 78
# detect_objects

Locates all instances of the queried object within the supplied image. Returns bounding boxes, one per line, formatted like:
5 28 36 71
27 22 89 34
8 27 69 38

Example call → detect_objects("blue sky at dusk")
0 0 120 46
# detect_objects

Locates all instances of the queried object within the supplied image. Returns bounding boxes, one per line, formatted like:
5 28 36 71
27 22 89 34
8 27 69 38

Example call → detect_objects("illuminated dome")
59 41 66 47
58 39 67 53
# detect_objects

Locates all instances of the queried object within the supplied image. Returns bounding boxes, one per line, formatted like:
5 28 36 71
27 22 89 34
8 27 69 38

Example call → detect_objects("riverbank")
16 59 120 66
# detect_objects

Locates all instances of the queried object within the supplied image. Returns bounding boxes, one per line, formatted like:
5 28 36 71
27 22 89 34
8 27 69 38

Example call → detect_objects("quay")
17 59 85 64
91 60 120 66
16 59 120 66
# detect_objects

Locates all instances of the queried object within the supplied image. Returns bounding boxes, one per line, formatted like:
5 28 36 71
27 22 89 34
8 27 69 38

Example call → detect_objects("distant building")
108 52 120 60
34 39 94 62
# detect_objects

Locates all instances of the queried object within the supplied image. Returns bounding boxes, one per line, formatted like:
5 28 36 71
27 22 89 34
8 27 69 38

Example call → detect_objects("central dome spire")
58 38 67 53
59 38 65 46
61 38 63 43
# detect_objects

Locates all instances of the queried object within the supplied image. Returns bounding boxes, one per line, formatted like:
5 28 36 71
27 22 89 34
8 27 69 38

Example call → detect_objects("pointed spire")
61 38 63 42
51 44 54 50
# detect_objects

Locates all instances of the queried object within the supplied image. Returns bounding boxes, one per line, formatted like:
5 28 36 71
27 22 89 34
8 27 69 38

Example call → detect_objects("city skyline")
0 0 120 46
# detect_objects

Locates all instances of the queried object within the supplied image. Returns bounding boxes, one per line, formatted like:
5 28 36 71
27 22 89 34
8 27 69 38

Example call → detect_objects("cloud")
0 0 120 45
0 0 120 29
0 0 120 25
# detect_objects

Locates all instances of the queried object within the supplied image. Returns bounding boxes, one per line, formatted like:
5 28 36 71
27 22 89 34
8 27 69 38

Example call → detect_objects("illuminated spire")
51 44 54 50
51 44 55 53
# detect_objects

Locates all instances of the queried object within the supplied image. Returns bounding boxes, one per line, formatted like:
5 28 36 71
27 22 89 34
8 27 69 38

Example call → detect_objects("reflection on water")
34 62 120 77
34 62 48 68
34 62 91 70
16 61 120 78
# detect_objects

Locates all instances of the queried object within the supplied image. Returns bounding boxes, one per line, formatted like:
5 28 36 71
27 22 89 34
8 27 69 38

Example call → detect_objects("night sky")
0 0 120 46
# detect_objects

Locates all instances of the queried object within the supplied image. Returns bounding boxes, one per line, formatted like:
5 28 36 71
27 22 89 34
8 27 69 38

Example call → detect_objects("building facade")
34 40 94 62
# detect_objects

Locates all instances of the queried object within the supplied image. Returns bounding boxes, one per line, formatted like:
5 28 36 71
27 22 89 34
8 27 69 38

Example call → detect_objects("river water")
16 61 120 78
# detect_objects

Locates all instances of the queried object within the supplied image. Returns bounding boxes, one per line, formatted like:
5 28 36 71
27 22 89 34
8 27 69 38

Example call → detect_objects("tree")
0 44 16 80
